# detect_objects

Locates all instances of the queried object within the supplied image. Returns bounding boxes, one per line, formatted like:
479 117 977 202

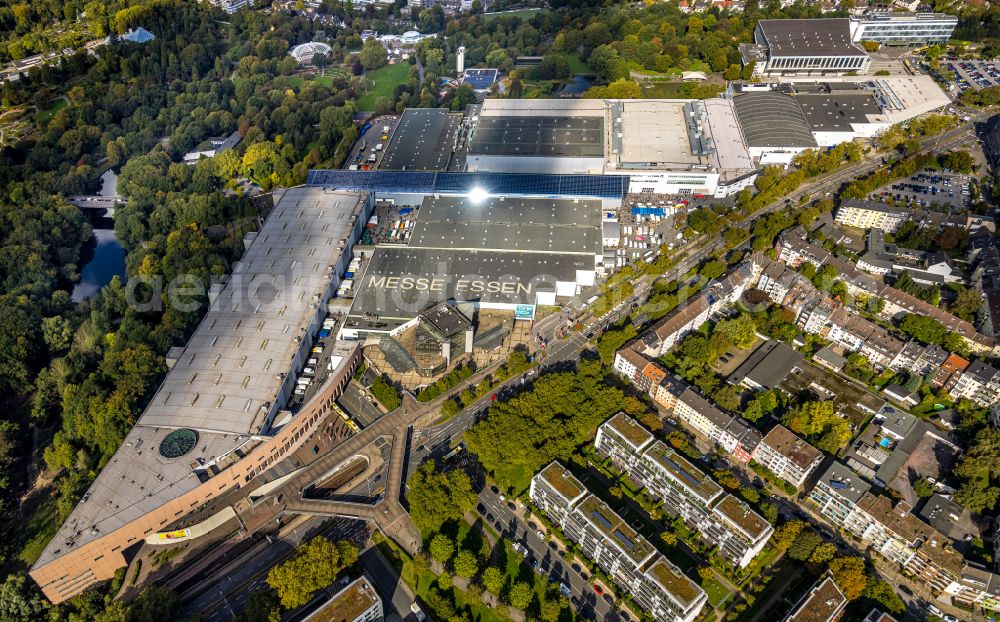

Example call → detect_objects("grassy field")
481 7 543 21
356 62 412 111
561 52 593 75
35 98 66 123
18 494 60 566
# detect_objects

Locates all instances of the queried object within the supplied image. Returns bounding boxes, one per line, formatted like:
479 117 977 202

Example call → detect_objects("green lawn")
561 52 593 75
700 569 733 609
35 98 66 124
18 494 60 567
480 8 543 21
356 62 412 111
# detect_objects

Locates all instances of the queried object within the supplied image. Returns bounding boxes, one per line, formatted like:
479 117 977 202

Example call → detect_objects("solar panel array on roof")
306 170 628 199
462 68 499 90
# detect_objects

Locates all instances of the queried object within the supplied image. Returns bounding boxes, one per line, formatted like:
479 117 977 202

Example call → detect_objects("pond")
72 228 126 302
560 75 593 95
72 169 126 301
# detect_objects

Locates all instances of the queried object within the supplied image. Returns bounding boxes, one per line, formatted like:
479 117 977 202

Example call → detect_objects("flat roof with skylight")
35 187 367 568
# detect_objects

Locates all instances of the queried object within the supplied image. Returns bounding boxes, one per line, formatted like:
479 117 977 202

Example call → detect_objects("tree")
429 534 455 564
715 315 757 349
699 259 726 281
540 597 562 622
808 542 837 566
787 529 823 561
41 315 73 352
0 574 44 622
0 301 39 394
782 401 851 454
235 591 281 622
267 537 358 609
862 578 905 615
828 556 868 600
509 581 533 610
407 462 477 534
912 477 935 498
771 520 807 549
713 385 741 412
482 566 505 595
453 550 479 578
359 39 388 71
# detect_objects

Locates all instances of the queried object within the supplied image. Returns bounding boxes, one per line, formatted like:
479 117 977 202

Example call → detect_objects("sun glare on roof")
468 187 490 204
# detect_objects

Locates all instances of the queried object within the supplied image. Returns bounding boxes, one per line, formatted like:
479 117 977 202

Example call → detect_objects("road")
476 487 625 622
338 381 384 427
183 517 368 622
360 546 420 622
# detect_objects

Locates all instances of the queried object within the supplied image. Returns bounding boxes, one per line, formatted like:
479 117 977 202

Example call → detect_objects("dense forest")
0 0 995 617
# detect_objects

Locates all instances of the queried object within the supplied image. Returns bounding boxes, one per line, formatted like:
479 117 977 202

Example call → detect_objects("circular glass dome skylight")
159 429 198 459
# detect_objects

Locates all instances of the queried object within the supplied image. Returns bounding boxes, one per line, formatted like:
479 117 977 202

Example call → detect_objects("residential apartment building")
808 460 1000 610
303 577 384 622
638 294 712 358
834 200 907 232
948 360 1000 408
596 414 773 568
529 463 708 622
674 388 733 442
784 576 847 622
752 425 822 488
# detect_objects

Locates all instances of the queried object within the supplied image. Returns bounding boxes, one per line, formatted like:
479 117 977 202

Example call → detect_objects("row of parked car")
946 59 1000 91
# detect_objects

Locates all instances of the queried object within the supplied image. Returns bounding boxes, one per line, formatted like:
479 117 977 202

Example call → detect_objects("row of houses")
776 224 1000 357
809 461 1000 610
613 344 824 489
530 462 708 622
771 228 1000 408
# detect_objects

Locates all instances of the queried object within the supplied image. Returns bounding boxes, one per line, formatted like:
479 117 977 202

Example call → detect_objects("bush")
370 375 401 410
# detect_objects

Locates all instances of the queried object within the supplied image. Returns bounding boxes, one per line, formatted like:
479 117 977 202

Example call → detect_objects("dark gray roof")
347 247 589 319
817 461 870 503
732 93 818 149
729 341 804 389
380 108 461 171
813 347 847 370
407 195 602 255
757 18 868 58
918 493 983 542
469 116 604 158
797 94 881 132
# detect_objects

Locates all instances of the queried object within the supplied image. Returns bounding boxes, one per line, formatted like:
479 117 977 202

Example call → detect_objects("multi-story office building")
834 200 907 232
529 463 708 622
596 414 773 568
304 576 384 622
849 13 957 46
752 425 822 488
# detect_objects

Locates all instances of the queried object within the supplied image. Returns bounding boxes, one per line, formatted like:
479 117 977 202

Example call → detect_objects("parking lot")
344 114 399 170
943 58 1000 92
873 170 972 211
